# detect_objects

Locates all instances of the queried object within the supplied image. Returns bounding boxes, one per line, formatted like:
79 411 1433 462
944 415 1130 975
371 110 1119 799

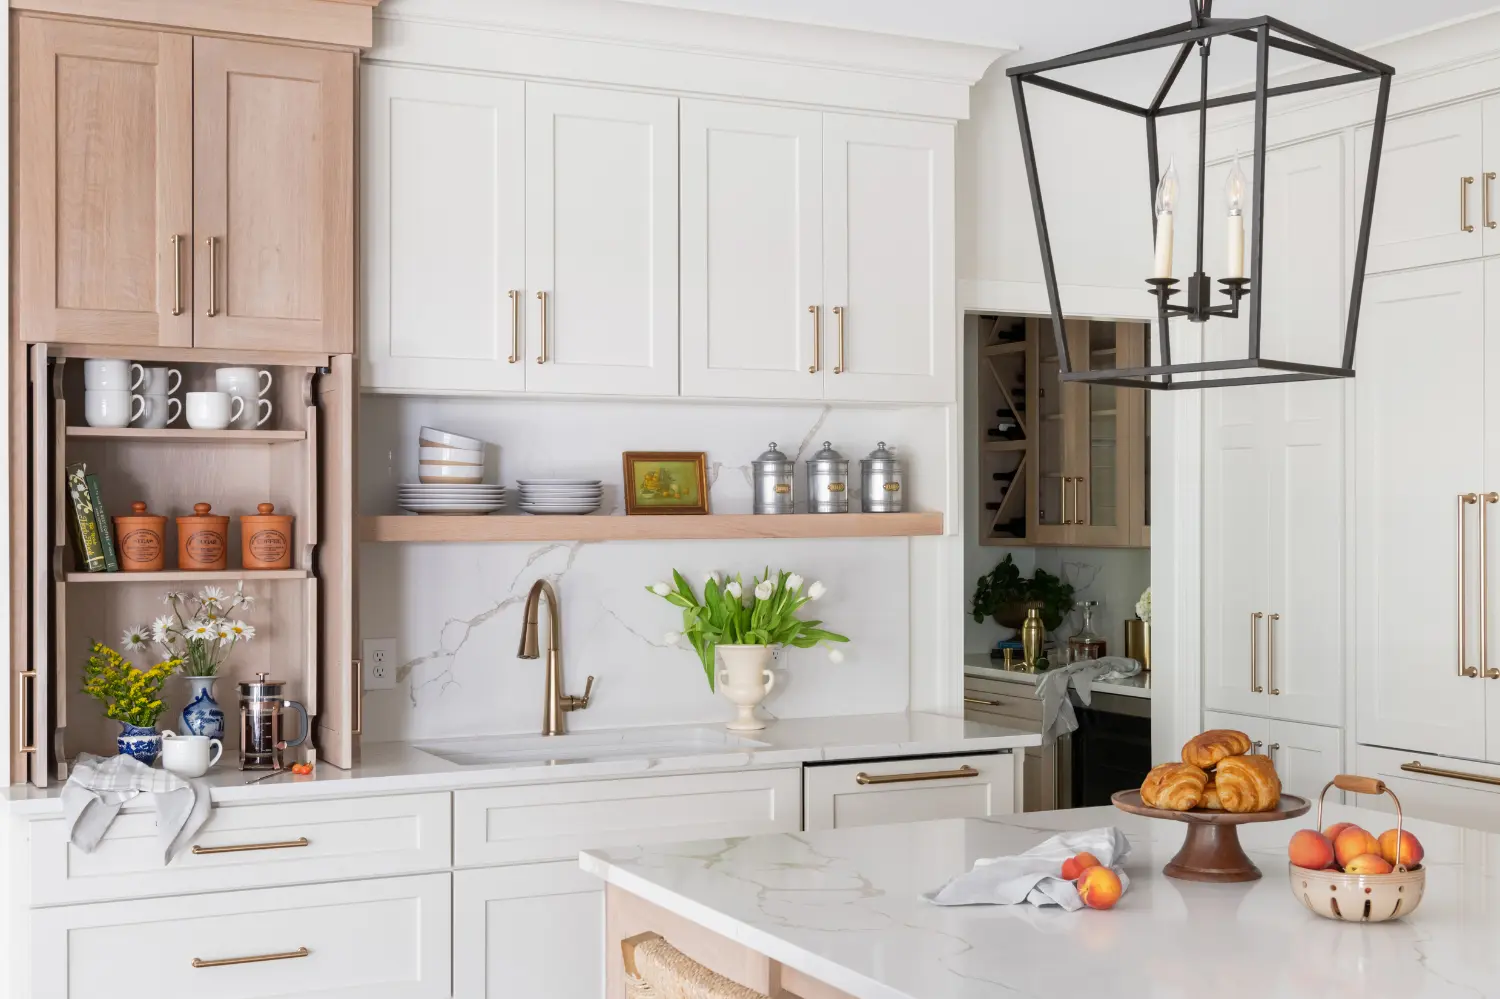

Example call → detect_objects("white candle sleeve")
1153 211 1174 279
1226 212 1245 279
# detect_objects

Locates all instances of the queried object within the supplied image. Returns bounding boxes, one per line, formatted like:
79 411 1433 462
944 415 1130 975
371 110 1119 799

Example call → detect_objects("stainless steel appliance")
237 673 308 770
859 441 904 513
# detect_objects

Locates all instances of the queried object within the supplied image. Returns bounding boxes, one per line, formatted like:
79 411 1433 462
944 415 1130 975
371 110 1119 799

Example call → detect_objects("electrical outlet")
362 638 397 689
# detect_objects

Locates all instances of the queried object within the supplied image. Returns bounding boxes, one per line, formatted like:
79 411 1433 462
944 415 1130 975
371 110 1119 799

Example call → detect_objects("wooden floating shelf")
65 569 310 583
362 512 945 543
983 440 1027 452
66 427 306 444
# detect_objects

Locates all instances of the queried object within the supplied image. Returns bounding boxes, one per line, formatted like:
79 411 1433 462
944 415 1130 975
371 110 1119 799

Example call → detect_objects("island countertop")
581 803 1500 999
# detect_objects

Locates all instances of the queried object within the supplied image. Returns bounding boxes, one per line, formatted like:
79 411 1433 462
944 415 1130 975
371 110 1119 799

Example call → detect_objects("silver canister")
860 441 905 513
751 442 795 515
806 441 849 514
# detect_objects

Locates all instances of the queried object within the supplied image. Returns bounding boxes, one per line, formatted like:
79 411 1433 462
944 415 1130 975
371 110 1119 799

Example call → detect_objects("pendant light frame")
1006 1 1394 389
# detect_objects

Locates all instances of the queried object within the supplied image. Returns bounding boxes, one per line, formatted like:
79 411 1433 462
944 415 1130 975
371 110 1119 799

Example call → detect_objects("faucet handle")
563 675 595 712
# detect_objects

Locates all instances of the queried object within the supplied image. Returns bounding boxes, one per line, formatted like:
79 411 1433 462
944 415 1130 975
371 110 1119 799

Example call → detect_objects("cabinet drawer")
1357 743 1500 833
963 676 1042 725
31 873 451 999
29 792 451 906
803 752 1015 831
454 768 801 866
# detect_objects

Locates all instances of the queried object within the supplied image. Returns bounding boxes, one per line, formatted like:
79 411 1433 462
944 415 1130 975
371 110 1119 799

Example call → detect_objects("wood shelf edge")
65 427 307 443
361 511 945 543
64 569 310 583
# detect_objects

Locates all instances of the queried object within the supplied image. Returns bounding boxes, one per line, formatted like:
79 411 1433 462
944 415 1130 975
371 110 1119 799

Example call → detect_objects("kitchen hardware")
832 305 846 374
193 947 309 969
191 837 309 856
1459 493 1480 677
205 236 218 317
859 442 904 513
854 765 980 785
113 502 167 572
1485 172 1497 229
237 673 308 770
751 442 795 515
516 579 594 736
1399 760 1500 786
1267 612 1282 694
171 235 184 315
508 289 522 363
807 305 821 373
241 503 294 570
177 503 229 571
1250 611 1265 692
537 290 549 364
1463 176 1476 232
805 441 849 514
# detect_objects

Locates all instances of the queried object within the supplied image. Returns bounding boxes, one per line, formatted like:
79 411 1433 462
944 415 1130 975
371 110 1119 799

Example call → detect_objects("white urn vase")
716 644 777 732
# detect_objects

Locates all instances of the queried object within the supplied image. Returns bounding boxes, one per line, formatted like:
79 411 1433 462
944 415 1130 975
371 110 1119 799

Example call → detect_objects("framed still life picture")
622 452 710 515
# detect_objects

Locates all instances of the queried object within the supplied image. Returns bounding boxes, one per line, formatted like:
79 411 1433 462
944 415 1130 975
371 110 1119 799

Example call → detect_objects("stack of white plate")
398 483 506 516
517 479 602 515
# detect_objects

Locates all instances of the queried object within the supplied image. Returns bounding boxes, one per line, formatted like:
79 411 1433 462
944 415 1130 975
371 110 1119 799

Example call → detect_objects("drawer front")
31 873 451 999
963 677 1042 726
1357 743 1500 833
803 752 1015 831
30 792 451 905
454 768 801 866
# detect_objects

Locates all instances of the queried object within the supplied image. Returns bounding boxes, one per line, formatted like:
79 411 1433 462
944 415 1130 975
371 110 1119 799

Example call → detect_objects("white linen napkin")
924 826 1131 911
61 752 211 864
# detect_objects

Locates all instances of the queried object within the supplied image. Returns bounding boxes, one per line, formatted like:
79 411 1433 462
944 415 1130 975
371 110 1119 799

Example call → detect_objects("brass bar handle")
1076 476 1087 526
832 305 846 374
193 946 310 969
964 696 1003 707
1059 477 1070 525
1460 493 1480 678
352 657 363 735
536 291 549 364
807 305 821 374
1485 494 1500 679
1485 172 1497 229
1400 760 1500 787
191 837 309 856
1267 612 1281 695
17 670 36 754
508 290 522 364
170 235 183 316
1462 176 1475 233
1249 611 1264 693
855 765 980 785
205 237 218 317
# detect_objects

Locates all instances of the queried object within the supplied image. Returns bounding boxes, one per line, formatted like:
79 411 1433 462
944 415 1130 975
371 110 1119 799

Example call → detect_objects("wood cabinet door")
822 113 954 404
524 83 678 396
17 17 192 347
362 65 526 392
193 38 354 353
1066 321 1145 547
679 99 823 400
1028 318 1075 544
453 863 603 999
315 355 358 768
1355 101 1483 274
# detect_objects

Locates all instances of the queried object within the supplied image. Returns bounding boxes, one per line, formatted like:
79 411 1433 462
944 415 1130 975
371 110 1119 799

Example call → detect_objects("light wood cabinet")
454 862 603 999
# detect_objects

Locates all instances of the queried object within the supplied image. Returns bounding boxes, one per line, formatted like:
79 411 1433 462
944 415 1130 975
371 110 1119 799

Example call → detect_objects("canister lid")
239 671 285 698
178 502 229 524
807 441 847 466
861 441 900 468
752 442 791 467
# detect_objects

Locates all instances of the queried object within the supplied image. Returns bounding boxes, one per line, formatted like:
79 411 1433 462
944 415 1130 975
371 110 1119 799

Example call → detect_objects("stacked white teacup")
84 359 182 429
216 367 274 430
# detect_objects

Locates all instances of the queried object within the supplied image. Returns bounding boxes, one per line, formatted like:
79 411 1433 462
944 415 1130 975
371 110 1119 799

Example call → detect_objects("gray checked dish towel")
61 752 210 864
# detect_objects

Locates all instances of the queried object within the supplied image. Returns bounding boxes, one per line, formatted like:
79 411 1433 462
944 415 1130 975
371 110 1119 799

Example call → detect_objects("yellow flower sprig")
80 642 182 728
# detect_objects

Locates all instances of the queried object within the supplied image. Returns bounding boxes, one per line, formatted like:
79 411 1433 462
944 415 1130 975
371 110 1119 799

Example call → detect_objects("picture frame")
622 452 710 515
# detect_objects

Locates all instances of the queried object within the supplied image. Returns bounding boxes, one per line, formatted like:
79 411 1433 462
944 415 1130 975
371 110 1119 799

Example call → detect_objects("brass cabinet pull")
1075 476 1086 525
1267 612 1281 695
536 291 549 364
807 305 821 374
352 657 363 735
1400 760 1500 787
508 290 522 363
964 696 1003 707
17 671 36 754
1059 477 1070 525
1250 740 1263 753
1250 611 1264 693
1462 176 1475 232
192 837 309 856
1460 493 1480 677
1484 494 1500 679
205 237 218 317
854 764 980 786
170 235 184 316
832 305 846 374
193 946 310 969
1485 172 1497 229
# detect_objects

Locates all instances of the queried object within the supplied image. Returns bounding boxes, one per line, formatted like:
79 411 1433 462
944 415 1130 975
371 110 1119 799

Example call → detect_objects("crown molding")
11 0 382 48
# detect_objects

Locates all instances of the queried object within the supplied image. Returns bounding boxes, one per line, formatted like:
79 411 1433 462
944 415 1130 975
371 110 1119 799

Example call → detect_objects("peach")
1323 821 1356 842
1343 852 1394 876
1076 865 1123 910
1378 829 1424 869
1061 851 1103 881
1287 829 1336 870
1333 826 1382 869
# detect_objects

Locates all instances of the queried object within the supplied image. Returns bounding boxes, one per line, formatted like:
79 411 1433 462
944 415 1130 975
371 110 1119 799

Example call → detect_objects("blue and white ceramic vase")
117 723 162 766
180 676 226 740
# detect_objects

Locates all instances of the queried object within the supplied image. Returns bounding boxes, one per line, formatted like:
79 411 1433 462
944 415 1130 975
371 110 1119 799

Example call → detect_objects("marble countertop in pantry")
964 653 1152 699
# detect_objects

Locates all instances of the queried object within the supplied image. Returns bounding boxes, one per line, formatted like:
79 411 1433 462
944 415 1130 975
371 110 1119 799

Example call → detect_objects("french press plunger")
237 673 308 770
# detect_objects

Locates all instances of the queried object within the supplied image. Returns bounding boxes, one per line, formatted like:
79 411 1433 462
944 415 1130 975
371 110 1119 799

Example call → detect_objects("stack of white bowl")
399 427 506 515
517 478 602 515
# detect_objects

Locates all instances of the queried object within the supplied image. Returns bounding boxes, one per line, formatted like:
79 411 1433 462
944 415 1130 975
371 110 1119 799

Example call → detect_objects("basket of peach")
1286 774 1425 923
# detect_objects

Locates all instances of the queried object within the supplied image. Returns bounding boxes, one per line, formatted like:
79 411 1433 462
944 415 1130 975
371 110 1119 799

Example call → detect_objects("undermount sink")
414 726 770 767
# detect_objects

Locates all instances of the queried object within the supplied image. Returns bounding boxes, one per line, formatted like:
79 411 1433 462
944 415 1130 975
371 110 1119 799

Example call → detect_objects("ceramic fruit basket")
1289 774 1425 923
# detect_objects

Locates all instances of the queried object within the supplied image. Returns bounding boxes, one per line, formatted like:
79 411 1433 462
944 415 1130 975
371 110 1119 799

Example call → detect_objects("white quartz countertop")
964 653 1152 699
581 804 1500 999
1 712 1039 817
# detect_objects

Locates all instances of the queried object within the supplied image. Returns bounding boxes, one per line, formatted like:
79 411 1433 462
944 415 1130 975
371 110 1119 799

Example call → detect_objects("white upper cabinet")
525 83 679 397
822 113 955 403
363 65 526 392
679 99 823 400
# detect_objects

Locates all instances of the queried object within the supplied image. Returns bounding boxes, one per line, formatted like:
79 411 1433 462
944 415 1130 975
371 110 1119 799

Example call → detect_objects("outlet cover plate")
362 638 396 689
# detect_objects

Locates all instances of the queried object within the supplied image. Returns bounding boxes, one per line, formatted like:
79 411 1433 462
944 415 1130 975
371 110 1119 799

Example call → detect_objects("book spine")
86 474 119 572
65 463 104 573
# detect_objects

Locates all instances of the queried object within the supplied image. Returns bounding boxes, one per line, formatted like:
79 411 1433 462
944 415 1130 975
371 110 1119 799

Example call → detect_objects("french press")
237 673 308 770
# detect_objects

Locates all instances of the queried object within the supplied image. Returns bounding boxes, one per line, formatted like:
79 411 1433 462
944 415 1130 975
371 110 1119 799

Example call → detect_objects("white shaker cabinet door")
1484 258 1500 761
1266 719 1343 804
822 113 955 404
525 83 678 397
1356 262 1487 761
680 99 823 400
453 863 603 999
362 65 526 392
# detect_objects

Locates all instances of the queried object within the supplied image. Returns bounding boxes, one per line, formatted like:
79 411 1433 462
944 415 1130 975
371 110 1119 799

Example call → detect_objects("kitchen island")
581 803 1500 999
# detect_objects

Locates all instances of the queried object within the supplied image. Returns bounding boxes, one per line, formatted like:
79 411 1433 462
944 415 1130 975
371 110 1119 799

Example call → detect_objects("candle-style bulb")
1152 157 1178 279
1225 153 1248 279
1225 154 1248 216
1155 157 1180 217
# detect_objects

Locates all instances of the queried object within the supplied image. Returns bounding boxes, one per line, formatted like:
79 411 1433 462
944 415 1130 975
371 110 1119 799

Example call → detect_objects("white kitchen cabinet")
679 99 823 400
962 674 1055 811
822 113 955 404
362 65 526 393
525 83 678 397
1357 743 1500 833
454 862 602 999
1204 711 1343 804
803 752 1016 830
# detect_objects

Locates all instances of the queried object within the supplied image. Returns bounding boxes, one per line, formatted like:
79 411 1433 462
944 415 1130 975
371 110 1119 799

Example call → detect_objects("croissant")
1215 754 1281 813
1200 779 1222 811
1140 762 1207 811
1181 729 1253 769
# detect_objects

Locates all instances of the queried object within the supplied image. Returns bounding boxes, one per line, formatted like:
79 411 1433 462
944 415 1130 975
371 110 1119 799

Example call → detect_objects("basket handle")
1333 775 1385 795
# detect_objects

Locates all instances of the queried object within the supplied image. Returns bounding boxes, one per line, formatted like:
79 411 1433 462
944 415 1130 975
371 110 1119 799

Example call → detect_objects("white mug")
136 366 181 397
84 390 144 428
216 367 272 397
185 391 243 430
133 394 182 429
227 395 273 429
160 731 223 778
83 358 132 391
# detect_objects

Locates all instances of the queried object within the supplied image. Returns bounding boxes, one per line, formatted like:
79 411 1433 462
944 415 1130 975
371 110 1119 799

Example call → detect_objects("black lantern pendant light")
1007 1 1394 389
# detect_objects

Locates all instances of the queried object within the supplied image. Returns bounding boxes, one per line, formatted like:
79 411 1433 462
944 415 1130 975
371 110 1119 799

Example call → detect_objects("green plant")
970 555 1076 631
647 569 850 690
80 642 181 728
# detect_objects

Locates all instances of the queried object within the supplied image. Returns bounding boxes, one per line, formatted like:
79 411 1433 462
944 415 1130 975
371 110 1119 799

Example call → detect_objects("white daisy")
120 626 150 650
199 585 226 607
162 590 186 606
151 616 174 644
222 620 256 642
186 619 219 642
236 592 257 610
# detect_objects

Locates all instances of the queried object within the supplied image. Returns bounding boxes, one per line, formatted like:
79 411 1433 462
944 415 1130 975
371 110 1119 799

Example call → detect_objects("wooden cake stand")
1111 789 1310 883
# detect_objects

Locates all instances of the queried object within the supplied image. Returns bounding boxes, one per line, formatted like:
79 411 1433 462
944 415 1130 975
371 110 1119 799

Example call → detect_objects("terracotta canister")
113 501 167 572
241 503 293 570
177 503 229 571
